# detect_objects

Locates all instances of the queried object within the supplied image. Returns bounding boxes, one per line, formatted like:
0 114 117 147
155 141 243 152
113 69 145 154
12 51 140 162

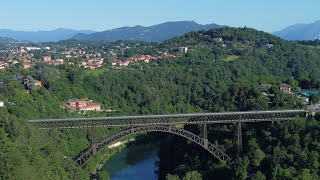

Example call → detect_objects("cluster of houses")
78 53 104 69
79 58 104 69
0 44 107 70
111 53 175 67
0 41 178 70
41 56 64 65
278 83 320 104
261 82 320 105
0 48 21 70
67 99 101 111
0 61 8 70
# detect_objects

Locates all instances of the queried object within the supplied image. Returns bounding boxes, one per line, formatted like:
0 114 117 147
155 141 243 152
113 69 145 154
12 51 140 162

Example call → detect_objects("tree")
310 94 320 104
166 174 180 180
233 156 250 180
250 171 266 180
286 78 299 90
248 139 265 167
314 112 320 121
182 171 202 180
0 128 14 179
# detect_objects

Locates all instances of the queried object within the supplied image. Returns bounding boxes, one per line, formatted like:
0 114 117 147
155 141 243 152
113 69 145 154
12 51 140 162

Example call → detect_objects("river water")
102 144 159 180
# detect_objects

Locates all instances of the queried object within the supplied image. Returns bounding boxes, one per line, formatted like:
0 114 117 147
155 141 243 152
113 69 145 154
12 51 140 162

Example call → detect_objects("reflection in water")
103 144 159 180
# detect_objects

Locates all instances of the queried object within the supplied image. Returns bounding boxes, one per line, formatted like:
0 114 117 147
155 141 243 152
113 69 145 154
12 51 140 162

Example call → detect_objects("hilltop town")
0 41 177 71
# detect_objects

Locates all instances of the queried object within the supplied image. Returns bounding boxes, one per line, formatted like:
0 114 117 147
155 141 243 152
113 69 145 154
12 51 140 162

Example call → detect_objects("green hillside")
1 27 320 179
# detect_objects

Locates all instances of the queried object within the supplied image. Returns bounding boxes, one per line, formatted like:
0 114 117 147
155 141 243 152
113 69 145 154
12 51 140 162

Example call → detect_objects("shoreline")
90 138 135 177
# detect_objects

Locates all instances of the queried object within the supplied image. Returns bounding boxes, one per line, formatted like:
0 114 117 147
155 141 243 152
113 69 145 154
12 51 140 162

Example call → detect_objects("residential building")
179 47 188 54
213 38 223 43
67 99 101 111
42 56 52 62
0 101 4 108
264 44 274 48
80 103 101 111
25 47 41 51
280 83 292 93
0 61 7 70
34 80 42 88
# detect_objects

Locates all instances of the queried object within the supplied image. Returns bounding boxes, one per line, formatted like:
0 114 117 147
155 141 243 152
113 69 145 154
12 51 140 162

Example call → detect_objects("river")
102 144 159 180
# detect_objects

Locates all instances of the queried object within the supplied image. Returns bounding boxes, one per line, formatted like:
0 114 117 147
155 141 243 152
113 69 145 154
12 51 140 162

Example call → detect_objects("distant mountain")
0 36 17 43
0 28 95 42
72 21 223 42
273 20 320 40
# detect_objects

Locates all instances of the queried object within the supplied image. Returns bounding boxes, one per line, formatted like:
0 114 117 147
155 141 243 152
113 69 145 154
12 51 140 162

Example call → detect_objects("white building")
25 47 41 51
0 101 4 108
179 47 188 54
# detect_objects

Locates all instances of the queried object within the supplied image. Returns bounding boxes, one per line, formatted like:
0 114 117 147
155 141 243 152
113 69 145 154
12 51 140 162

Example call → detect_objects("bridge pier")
236 122 242 157
91 122 97 155
203 123 208 149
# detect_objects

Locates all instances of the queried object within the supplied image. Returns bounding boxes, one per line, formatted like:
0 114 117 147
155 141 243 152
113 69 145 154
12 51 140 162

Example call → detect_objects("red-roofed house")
80 103 101 111
67 99 101 111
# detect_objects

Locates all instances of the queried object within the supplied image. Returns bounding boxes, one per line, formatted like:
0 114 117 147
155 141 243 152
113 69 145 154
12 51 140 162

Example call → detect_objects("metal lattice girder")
29 110 307 129
73 125 232 168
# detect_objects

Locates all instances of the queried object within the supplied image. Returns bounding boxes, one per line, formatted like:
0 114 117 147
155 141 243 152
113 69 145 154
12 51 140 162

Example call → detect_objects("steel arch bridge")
74 125 231 167
29 110 308 168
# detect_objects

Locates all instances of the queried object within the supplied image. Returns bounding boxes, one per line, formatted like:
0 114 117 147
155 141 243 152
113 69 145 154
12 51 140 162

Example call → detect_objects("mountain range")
1 20 320 42
72 21 223 42
273 20 320 40
0 28 95 42
0 36 17 43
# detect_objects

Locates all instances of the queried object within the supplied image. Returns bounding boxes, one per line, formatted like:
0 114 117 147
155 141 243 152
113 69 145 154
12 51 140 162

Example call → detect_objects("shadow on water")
102 133 165 180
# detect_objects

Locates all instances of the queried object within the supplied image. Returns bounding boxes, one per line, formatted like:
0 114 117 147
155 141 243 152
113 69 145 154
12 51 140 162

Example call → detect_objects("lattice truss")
74 125 231 167
29 110 307 167
30 110 307 130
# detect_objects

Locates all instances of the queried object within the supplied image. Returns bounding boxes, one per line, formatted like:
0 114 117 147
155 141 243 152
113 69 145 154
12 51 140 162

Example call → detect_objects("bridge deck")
29 110 307 130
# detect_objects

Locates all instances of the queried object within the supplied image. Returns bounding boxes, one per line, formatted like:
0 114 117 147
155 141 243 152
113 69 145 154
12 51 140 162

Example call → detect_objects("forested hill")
155 28 320 179
72 21 222 42
161 27 320 82
0 36 17 43
1 27 320 179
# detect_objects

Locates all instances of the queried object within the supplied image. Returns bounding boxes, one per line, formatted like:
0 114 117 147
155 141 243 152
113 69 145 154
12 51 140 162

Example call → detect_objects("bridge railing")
29 110 307 130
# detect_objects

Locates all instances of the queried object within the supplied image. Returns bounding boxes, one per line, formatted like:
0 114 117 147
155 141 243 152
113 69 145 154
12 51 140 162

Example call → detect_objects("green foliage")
182 171 202 180
0 109 87 180
310 94 320 104
1 27 320 179
166 174 180 180
250 171 266 180
233 156 250 180
248 139 265 167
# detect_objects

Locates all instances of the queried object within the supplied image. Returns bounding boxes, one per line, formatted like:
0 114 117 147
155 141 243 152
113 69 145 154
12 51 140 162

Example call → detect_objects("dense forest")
1 27 320 179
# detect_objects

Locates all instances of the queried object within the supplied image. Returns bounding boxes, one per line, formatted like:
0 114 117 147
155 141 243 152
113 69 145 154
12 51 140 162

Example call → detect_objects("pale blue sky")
0 0 319 32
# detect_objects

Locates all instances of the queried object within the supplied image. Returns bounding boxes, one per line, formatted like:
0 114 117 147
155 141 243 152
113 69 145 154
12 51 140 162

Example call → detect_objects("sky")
0 0 320 32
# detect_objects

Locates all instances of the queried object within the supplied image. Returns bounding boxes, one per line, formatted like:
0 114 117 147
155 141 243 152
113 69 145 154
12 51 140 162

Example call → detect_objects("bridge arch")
74 125 232 167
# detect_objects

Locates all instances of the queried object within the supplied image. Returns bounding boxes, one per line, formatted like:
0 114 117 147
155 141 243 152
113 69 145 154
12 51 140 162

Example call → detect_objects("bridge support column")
91 122 97 155
236 122 242 157
203 123 208 149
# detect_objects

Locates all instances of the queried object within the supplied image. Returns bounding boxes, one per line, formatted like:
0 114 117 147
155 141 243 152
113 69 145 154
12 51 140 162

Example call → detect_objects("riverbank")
86 139 135 179
85 132 169 179
96 139 135 171
102 142 160 180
